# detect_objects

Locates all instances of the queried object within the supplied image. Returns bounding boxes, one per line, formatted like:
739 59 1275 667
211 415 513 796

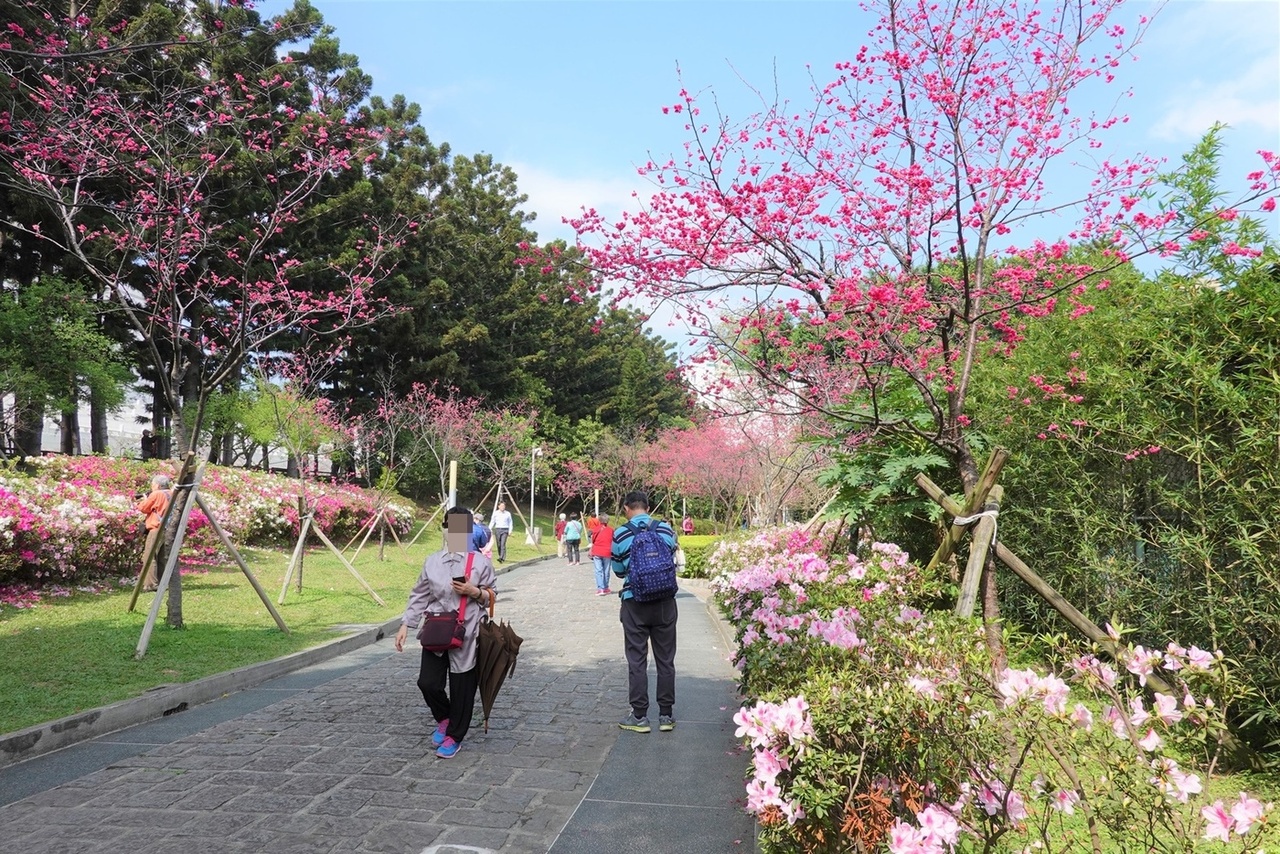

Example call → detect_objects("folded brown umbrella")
476 595 523 733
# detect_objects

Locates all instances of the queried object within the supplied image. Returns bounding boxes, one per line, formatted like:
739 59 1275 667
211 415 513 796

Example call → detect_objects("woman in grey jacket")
394 507 497 758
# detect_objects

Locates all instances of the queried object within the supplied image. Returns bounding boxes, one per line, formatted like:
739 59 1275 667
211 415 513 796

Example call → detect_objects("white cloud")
506 160 648 245
1145 0 1280 142
1151 55 1280 141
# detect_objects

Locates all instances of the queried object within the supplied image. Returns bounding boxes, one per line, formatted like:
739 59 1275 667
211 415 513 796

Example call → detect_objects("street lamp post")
526 446 542 544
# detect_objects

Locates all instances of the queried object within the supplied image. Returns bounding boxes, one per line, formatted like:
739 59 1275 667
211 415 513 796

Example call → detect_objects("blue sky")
277 0 1280 248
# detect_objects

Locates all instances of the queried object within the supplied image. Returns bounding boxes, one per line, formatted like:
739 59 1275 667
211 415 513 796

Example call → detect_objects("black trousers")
417 650 480 744
494 528 510 560
620 596 678 718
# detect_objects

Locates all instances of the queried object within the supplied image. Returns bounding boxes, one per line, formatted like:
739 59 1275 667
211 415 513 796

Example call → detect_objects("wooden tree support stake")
925 447 1009 574
194 493 288 633
955 485 1002 618
406 503 446 547
278 512 386 607
915 471 1260 769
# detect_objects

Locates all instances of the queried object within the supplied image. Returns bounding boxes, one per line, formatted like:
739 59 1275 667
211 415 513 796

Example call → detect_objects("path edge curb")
0 551 559 771
0 614 402 770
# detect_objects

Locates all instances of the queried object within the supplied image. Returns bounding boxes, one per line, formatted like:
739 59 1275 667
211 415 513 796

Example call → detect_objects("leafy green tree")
968 132 1280 745
0 276 129 456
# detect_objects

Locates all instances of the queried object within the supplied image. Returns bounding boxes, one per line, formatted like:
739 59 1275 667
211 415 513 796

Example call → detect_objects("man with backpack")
610 491 679 734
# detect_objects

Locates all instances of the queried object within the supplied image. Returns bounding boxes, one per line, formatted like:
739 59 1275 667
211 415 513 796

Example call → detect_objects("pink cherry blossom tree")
469 404 541 519
553 458 605 516
369 382 482 505
0 10 403 457
570 0 1276 498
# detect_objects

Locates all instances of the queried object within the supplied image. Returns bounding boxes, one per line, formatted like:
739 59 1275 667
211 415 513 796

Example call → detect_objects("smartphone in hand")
452 576 467 584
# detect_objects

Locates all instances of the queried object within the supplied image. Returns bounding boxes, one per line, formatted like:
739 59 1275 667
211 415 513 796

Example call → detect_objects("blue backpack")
624 521 677 602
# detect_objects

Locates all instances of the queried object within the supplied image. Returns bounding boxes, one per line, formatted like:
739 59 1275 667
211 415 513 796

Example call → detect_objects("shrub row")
710 526 1276 853
0 455 414 586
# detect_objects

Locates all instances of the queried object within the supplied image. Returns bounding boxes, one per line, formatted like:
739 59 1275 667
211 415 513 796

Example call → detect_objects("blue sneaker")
436 736 461 758
431 718 449 747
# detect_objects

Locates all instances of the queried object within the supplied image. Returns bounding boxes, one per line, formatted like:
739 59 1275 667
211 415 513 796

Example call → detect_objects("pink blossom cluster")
887 804 962 854
1202 794 1269 842
734 696 813 825
0 455 413 606
996 668 1070 715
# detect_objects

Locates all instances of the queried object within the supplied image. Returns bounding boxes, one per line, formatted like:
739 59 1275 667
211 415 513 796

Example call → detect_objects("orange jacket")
137 488 171 530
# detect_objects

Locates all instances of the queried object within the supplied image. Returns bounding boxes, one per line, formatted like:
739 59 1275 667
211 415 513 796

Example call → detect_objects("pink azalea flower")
916 804 960 845
1230 793 1265 835
1051 790 1079 815
1138 728 1163 752
1153 692 1182 725
1201 800 1234 841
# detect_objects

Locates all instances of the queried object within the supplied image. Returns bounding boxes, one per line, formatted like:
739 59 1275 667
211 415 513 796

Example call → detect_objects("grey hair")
152 474 172 489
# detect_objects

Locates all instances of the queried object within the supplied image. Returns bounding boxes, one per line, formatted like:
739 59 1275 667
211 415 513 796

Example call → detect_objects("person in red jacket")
590 512 615 595
554 513 567 558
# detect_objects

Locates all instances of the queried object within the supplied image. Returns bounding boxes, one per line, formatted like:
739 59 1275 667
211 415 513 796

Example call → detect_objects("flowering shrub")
0 455 414 598
712 527 1276 853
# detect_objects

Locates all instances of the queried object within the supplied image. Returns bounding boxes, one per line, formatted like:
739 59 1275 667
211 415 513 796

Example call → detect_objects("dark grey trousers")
620 596 678 718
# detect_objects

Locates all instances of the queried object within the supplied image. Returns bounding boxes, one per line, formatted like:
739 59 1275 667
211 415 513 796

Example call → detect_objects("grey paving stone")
1 560 756 853
354 819 444 853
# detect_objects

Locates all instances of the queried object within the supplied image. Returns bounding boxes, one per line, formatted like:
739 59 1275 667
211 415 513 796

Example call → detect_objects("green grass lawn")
0 519 558 734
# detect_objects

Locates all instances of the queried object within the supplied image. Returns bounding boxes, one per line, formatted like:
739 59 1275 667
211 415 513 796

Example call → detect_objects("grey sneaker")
658 715 675 732
619 713 651 733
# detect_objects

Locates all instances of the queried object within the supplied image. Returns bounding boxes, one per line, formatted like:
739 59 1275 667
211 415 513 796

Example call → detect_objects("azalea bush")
711 527 1277 853
0 455 413 595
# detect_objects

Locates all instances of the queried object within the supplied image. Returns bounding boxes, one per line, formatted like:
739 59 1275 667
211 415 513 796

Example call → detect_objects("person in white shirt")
490 501 514 563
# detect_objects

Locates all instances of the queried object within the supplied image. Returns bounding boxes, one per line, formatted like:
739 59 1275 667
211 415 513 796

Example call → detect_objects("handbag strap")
456 552 475 625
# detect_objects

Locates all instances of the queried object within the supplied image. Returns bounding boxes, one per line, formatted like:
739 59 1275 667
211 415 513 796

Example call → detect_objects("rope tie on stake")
952 508 999 547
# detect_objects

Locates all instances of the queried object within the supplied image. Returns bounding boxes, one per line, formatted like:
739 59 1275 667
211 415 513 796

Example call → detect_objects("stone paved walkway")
0 558 755 853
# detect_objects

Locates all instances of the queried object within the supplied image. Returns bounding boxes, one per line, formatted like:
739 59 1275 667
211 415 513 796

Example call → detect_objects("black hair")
442 506 474 530
622 491 649 511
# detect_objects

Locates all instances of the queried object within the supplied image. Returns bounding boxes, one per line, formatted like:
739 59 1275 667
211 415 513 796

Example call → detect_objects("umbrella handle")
485 587 496 619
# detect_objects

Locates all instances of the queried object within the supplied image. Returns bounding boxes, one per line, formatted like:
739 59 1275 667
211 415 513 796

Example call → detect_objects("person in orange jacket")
136 474 172 591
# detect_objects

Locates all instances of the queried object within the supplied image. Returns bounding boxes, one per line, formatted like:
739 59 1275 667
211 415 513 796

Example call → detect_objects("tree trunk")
14 394 43 457
90 387 109 453
981 553 1005 672
60 404 81 455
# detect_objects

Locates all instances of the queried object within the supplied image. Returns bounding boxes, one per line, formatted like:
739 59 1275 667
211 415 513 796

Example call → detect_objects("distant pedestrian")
563 512 583 565
394 507 497 759
136 473 172 591
140 429 158 462
471 511 492 556
611 491 678 734
682 515 694 537
590 512 614 596
555 512 568 558
490 501 513 563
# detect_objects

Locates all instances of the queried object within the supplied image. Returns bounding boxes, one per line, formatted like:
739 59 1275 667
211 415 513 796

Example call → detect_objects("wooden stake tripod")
132 459 288 659
277 502 386 607
914 448 1258 768
342 502 407 564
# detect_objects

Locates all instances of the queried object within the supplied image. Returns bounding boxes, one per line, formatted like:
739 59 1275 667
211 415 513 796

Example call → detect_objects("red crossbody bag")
417 553 474 652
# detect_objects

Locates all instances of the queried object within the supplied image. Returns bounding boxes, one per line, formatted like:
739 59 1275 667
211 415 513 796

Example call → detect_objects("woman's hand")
451 580 481 600
394 624 408 653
